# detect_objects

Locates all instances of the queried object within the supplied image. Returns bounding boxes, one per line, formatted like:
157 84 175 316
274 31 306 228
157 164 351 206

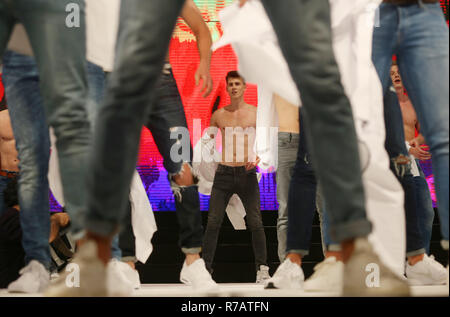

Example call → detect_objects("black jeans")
260 0 371 242
384 89 425 256
202 165 267 272
286 110 317 256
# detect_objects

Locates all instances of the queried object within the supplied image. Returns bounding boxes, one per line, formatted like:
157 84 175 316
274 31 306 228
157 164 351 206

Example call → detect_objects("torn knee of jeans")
169 163 199 202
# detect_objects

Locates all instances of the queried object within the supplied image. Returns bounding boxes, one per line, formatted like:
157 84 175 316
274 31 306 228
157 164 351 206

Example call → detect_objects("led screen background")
25 0 443 211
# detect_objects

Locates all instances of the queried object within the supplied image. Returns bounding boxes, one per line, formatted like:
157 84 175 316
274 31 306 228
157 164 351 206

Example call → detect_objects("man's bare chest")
216 112 255 131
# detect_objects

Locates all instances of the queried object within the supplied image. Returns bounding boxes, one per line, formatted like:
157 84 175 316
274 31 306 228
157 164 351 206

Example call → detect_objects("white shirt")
86 0 121 72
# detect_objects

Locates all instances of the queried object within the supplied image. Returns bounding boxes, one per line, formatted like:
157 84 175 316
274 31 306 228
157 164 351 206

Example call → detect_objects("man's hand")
245 156 261 171
49 213 70 242
409 144 431 161
239 0 248 7
195 62 213 98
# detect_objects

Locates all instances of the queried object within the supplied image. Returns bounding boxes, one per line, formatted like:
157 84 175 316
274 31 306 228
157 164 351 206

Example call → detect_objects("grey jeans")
276 132 299 262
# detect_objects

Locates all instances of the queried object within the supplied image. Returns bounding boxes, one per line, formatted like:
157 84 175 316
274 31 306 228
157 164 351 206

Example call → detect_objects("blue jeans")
372 2 449 245
85 0 187 237
286 111 317 256
0 0 91 238
2 51 52 269
261 0 371 242
415 161 435 255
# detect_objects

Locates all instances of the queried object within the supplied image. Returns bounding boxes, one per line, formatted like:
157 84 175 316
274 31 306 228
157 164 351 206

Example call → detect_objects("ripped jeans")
144 65 203 254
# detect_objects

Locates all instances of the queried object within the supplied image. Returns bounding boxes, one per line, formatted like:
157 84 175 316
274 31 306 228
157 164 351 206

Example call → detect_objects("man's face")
227 77 246 99
390 65 403 90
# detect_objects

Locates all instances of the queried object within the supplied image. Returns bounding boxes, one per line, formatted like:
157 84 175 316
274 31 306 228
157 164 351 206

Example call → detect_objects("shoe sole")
407 277 447 286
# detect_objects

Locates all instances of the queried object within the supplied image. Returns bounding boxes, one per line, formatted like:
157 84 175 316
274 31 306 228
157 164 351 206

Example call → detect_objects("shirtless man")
390 63 447 285
202 71 270 283
0 95 19 217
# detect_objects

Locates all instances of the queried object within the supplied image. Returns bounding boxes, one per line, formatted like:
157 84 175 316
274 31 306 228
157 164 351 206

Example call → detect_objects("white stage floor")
0 283 448 297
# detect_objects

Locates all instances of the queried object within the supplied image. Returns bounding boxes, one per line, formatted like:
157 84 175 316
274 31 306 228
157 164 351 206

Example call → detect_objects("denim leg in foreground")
398 4 449 246
286 113 317 256
2 51 51 269
86 0 186 236
145 68 203 253
10 0 91 236
414 162 435 254
261 0 370 242
276 132 299 262
373 2 449 246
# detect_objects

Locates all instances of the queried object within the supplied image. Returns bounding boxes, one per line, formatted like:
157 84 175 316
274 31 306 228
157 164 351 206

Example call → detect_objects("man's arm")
207 111 219 139
408 121 430 160
180 0 213 97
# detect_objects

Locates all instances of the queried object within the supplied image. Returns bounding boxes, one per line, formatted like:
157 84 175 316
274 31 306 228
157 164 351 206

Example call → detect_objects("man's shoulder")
212 107 226 117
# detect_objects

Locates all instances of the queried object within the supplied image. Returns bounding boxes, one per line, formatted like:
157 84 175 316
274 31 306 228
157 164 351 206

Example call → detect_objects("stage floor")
0 283 448 297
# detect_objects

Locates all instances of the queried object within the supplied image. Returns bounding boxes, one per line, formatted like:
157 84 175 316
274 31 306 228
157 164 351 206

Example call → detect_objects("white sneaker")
343 238 410 297
179 259 219 291
256 265 271 284
45 240 107 297
107 259 140 296
406 255 448 286
304 257 343 292
264 259 304 290
8 260 50 293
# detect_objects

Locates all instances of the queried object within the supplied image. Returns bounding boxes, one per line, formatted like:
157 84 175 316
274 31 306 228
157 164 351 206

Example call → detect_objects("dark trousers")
383 89 426 256
286 111 317 256
202 165 267 272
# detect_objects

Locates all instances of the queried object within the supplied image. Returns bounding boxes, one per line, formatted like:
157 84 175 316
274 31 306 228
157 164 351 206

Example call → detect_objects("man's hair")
4 178 19 208
226 71 245 84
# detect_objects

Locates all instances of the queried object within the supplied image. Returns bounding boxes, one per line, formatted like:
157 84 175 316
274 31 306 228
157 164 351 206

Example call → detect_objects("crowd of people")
0 0 448 297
